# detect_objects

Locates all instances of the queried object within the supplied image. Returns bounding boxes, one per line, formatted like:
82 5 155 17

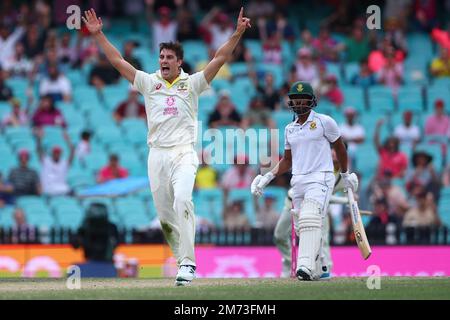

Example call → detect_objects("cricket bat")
347 188 372 260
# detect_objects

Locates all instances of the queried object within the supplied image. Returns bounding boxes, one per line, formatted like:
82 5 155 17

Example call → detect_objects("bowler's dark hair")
159 41 184 60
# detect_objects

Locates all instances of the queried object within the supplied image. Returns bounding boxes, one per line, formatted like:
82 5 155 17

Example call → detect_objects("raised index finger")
238 7 243 20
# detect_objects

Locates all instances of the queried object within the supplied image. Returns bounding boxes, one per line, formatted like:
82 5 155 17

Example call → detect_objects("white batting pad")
297 198 323 279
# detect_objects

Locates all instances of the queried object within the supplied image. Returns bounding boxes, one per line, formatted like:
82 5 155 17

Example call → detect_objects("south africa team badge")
309 121 317 130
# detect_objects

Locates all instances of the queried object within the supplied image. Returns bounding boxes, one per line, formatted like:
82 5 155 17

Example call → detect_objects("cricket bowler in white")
83 8 251 286
251 81 358 281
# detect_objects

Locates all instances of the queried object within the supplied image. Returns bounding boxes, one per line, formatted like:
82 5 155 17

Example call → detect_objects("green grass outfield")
0 277 449 300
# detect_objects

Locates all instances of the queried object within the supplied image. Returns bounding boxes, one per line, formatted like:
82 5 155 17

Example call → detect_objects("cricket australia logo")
177 82 188 92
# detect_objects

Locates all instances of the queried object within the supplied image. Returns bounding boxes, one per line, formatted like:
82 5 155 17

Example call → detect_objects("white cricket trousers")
148 144 199 267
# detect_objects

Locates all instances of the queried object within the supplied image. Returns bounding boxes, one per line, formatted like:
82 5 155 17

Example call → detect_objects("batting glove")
340 172 359 193
250 172 275 197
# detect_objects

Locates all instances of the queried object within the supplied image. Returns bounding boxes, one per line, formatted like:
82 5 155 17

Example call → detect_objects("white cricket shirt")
133 69 210 148
284 110 341 175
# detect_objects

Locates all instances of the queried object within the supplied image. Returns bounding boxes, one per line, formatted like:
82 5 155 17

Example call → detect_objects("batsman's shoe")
319 266 332 280
175 265 196 286
296 266 314 281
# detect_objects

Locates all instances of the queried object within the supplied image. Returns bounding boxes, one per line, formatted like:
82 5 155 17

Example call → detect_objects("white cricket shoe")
296 265 314 281
175 265 196 286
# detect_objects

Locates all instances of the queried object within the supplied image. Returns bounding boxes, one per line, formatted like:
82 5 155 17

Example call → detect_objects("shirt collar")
156 68 188 88
294 110 316 126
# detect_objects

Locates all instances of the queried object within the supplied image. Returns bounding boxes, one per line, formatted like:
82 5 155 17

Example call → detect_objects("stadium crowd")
0 0 450 245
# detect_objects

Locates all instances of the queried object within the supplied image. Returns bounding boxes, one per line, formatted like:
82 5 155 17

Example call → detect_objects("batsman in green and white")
251 81 358 281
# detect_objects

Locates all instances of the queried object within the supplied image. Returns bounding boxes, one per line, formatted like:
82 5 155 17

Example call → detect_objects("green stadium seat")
116 197 151 229
67 168 96 189
368 86 395 113
82 150 109 173
23 206 55 229
54 206 84 230
341 86 365 111
397 85 424 112
194 188 224 226
0 205 15 228
244 40 263 62
94 125 122 145
16 196 47 210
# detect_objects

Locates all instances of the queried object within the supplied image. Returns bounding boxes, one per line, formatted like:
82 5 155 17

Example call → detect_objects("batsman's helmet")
287 81 317 116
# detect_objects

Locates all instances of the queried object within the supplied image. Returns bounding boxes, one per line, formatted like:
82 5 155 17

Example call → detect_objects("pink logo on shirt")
166 96 175 106
155 83 162 90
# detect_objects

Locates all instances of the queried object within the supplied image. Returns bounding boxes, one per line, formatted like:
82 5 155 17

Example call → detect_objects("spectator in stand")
318 74 344 108
430 46 450 78
230 41 253 65
122 41 142 70
341 27 370 63
223 199 250 231
369 170 410 218
246 0 275 20
260 28 283 65
350 59 376 88
394 110 421 150
424 99 449 140
405 150 440 200
384 19 408 56
374 119 409 178
241 95 276 129
208 90 242 128
366 197 401 244
378 48 404 95
39 64 72 102
75 130 92 163
403 190 440 243
1 98 29 128
77 36 100 67
56 33 77 67
0 68 13 101
8 149 41 197
114 86 146 122
339 107 365 167
291 48 319 85
176 9 198 42
268 11 295 43
253 72 281 111
0 22 25 68
412 0 437 33
1 42 33 77
97 154 129 183
324 2 357 34
0 173 14 206
368 39 405 73
442 163 450 187
299 29 315 54
255 193 279 229
146 0 181 53
11 207 37 244
195 151 218 190
35 128 74 196
89 54 120 88
32 95 66 128
312 26 339 63
221 154 256 203
200 8 234 53
20 23 46 60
